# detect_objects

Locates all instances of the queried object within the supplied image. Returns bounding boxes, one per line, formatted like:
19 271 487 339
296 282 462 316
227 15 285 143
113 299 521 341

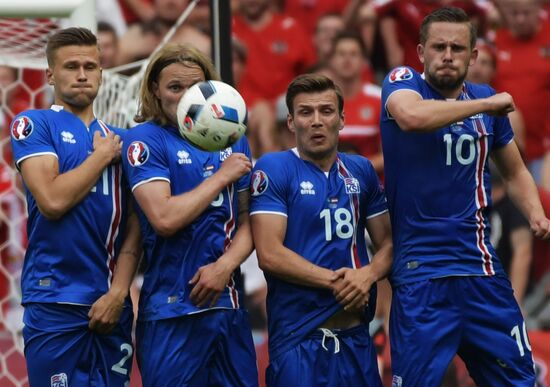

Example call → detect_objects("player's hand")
331 267 376 312
188 260 233 308
216 153 252 186
485 93 515 116
530 215 550 240
93 131 122 163
88 289 125 334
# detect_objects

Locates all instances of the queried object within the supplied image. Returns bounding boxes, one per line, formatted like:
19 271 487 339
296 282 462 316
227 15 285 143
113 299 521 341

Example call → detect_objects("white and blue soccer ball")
176 80 247 152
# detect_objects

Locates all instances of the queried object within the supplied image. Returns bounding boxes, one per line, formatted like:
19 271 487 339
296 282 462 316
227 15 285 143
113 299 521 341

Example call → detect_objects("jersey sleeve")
381 66 423 120
360 157 388 219
122 124 171 192
10 111 56 169
234 135 252 192
249 153 288 217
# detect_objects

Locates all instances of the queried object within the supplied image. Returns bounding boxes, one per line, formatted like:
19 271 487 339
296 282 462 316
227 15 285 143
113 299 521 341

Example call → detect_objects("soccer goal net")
0 0 220 385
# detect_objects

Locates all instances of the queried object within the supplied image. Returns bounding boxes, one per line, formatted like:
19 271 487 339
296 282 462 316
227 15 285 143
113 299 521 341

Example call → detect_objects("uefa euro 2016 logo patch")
11 116 34 140
127 141 150 167
250 170 268 196
389 67 413 83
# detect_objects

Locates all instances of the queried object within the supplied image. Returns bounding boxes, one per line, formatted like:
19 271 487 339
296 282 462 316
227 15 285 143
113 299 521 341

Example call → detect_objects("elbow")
257 250 278 274
396 114 424 132
393 107 426 132
152 218 178 238
37 199 69 220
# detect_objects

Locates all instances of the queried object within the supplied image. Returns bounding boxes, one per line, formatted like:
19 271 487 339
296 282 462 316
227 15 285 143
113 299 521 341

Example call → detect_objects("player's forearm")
366 240 393 282
217 220 254 272
257 245 334 289
149 174 229 237
109 210 142 300
395 98 490 133
504 167 546 225
35 153 111 219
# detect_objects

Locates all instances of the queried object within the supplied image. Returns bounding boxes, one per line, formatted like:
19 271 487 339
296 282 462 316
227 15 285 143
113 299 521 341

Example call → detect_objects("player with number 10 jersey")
381 66 512 285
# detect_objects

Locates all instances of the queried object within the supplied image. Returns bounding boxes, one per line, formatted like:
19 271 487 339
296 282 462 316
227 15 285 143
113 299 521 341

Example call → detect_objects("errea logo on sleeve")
61 131 76 144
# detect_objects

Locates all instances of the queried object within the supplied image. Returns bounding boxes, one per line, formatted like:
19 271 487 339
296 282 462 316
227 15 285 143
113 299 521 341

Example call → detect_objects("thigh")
389 279 461 387
459 276 535 386
209 309 258 387
137 311 232 387
24 303 133 387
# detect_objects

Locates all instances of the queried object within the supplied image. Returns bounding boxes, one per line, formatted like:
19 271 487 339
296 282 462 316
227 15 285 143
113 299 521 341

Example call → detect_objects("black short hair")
46 27 97 66
286 74 344 116
420 7 477 49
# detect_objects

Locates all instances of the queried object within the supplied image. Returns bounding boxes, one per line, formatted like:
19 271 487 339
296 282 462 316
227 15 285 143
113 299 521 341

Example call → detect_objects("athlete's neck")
297 147 337 172
56 100 95 127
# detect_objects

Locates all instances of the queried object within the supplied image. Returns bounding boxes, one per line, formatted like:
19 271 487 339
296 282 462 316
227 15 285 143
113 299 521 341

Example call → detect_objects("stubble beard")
426 68 468 93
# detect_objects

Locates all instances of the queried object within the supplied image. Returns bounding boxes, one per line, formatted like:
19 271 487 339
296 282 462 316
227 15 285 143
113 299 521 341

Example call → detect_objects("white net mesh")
0 17 143 387
0 1 203 384
0 18 60 69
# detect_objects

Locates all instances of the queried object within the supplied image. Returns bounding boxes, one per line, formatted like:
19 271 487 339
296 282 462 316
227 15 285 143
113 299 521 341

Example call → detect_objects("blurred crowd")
1 0 550 380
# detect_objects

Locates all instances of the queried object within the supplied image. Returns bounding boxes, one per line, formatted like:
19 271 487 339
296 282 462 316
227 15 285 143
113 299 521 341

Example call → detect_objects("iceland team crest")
250 170 268 196
127 141 150 167
11 116 34 140
344 178 360 194
50 372 68 387
389 67 413 83
220 147 232 161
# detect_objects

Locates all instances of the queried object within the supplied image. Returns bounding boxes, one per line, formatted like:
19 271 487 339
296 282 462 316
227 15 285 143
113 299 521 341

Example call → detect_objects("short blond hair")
135 44 219 126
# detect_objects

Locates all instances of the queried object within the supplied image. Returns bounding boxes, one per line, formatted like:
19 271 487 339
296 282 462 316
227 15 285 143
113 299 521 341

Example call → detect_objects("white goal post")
0 0 95 26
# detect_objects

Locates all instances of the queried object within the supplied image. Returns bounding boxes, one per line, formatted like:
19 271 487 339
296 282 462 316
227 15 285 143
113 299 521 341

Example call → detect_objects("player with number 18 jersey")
250 149 386 368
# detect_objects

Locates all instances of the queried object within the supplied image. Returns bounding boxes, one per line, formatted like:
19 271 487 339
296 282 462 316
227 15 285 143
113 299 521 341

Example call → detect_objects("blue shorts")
136 309 258 387
390 276 535 386
266 324 382 387
23 302 134 387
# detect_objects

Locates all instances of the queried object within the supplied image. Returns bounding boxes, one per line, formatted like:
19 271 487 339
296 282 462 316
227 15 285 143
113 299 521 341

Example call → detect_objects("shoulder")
10 109 51 141
12 108 49 125
256 150 293 167
384 66 421 85
339 153 375 175
125 122 163 142
382 67 424 100
464 81 495 98
103 122 128 138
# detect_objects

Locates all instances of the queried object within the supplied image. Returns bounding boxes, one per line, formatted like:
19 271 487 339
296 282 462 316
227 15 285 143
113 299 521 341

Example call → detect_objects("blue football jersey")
122 123 251 321
381 67 514 286
10 105 128 305
249 149 387 359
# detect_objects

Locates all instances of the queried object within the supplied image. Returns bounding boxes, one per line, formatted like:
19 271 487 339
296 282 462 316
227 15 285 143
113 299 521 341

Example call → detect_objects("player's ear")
153 81 160 99
287 114 296 133
469 47 479 67
46 68 54 85
339 111 345 131
417 44 425 64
